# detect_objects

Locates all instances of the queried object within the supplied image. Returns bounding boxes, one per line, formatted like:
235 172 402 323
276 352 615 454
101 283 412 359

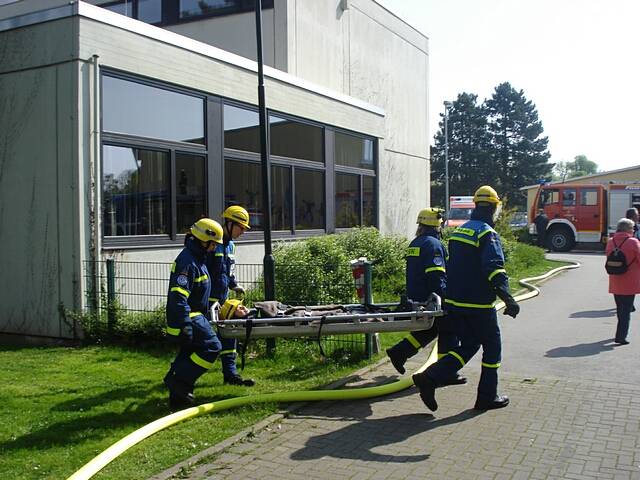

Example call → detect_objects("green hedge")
75 224 544 344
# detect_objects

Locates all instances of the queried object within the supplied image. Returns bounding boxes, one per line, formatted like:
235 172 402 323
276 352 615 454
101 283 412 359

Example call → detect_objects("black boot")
164 373 195 409
412 373 438 411
474 394 509 410
224 375 255 386
386 348 408 375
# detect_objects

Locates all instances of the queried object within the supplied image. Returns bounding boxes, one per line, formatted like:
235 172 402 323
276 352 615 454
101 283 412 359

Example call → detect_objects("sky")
377 0 640 172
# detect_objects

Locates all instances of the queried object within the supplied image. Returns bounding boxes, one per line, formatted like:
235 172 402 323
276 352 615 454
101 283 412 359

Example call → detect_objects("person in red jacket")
606 218 640 345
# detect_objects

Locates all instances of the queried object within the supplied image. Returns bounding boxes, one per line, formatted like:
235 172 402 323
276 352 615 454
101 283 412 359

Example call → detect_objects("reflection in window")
336 173 360 228
103 146 169 236
180 0 235 18
540 189 559 206
176 153 206 234
271 166 292 231
138 0 162 23
295 169 324 229
225 160 262 229
363 176 375 226
102 2 133 17
270 116 323 162
224 105 260 153
103 75 204 144
580 189 598 206
562 189 576 207
335 132 374 170
224 160 292 231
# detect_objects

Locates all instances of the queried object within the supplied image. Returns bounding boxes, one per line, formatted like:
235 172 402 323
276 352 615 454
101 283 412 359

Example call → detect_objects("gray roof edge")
520 164 640 191
0 1 385 117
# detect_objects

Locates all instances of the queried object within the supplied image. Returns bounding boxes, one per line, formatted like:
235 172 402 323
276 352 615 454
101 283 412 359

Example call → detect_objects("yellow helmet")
219 298 242 320
190 218 223 244
416 208 443 227
223 205 251 230
473 185 501 205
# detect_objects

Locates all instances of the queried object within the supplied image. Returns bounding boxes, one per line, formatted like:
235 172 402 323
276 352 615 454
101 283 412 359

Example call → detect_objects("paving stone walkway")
155 354 640 480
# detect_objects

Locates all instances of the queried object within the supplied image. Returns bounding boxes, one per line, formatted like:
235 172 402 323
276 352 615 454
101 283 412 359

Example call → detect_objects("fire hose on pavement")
66 259 580 480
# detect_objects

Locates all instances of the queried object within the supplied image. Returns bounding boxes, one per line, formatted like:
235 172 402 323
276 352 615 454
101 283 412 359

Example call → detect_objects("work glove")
494 284 520 318
233 286 246 297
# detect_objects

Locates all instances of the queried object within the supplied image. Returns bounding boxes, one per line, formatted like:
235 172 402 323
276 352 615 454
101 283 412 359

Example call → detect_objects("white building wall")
0 18 84 339
284 0 430 237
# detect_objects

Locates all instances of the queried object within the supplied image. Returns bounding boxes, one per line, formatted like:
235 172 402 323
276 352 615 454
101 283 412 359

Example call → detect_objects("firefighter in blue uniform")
385 208 465 386
412 186 520 411
163 218 224 410
207 205 255 386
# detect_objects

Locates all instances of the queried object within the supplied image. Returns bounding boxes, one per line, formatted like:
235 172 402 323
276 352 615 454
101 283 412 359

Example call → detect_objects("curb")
149 355 392 480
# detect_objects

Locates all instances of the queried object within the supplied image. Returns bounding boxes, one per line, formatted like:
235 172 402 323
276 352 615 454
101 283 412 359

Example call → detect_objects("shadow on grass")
1 382 244 453
290 408 481 462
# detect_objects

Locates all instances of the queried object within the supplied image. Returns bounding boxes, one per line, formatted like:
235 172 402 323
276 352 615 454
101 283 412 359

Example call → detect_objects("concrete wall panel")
0 64 78 338
0 17 75 74
78 18 383 137
378 149 429 237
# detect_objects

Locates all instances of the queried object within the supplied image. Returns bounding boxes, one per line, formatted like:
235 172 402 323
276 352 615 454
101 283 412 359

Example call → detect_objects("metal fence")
83 260 371 356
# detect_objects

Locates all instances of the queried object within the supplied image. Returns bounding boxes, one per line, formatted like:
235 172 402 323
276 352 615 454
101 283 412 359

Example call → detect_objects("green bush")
270 227 408 305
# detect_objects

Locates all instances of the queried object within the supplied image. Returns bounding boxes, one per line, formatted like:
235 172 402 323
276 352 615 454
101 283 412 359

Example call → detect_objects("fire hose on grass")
66 259 580 480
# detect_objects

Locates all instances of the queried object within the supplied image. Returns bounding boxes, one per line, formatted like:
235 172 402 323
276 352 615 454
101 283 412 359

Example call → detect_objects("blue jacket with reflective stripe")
207 240 237 304
406 232 447 302
445 213 508 310
166 236 211 329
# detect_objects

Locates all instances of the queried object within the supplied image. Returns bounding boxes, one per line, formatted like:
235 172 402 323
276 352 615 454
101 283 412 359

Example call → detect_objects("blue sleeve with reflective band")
479 229 508 288
167 260 195 326
423 240 446 297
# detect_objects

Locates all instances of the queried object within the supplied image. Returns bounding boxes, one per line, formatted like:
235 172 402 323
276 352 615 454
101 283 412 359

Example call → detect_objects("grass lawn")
0 256 569 480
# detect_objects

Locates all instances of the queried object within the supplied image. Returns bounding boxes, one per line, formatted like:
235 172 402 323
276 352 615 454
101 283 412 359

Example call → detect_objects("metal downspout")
92 54 101 312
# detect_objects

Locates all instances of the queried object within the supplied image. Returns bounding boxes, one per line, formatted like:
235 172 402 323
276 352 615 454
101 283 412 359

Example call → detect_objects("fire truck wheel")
548 226 575 252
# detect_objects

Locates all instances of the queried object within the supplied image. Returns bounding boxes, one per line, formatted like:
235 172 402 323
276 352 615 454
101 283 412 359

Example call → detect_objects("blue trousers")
614 294 634 342
169 315 221 387
218 335 239 378
425 308 502 403
388 316 459 359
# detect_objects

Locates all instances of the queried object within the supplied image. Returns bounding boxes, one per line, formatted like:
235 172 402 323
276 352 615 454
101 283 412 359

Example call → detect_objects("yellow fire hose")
67 260 579 480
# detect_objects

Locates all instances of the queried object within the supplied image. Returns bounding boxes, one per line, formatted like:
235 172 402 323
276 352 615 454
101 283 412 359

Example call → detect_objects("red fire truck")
529 183 640 251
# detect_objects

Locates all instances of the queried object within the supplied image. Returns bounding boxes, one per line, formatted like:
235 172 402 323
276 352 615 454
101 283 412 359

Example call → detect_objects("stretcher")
212 294 443 340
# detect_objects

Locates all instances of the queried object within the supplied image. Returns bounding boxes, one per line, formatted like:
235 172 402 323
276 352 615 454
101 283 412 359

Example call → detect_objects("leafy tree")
552 155 598 181
431 93 490 207
485 82 552 206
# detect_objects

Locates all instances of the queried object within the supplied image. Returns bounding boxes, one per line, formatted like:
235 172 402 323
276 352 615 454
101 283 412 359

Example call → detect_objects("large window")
98 0 273 25
102 73 207 243
270 115 323 163
224 160 292 231
100 74 377 246
103 75 204 144
334 130 377 228
102 146 169 237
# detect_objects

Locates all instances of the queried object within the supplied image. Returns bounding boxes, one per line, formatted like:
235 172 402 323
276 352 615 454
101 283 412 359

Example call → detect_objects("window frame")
98 0 274 27
98 73 378 249
101 70 210 249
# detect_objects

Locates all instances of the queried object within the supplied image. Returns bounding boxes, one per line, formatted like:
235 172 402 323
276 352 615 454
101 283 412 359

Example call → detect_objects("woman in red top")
606 218 640 344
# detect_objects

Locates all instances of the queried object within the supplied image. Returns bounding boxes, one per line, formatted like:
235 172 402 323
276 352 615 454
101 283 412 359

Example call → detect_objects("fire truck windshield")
448 208 473 220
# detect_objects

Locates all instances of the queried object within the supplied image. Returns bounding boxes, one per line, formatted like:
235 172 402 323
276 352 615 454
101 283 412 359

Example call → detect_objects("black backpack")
605 237 631 275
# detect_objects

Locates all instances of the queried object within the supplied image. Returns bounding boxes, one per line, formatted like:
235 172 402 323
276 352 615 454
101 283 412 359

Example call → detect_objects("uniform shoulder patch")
176 274 189 287
433 255 444 266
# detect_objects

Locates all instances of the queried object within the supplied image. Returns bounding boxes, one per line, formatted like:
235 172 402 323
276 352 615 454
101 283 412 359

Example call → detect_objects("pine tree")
484 82 551 206
431 93 490 207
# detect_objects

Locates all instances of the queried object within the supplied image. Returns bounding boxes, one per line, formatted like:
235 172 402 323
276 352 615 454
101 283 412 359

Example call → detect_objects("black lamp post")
255 0 276 353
